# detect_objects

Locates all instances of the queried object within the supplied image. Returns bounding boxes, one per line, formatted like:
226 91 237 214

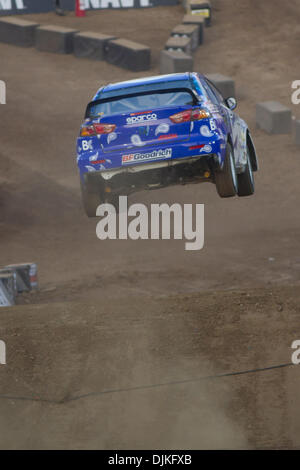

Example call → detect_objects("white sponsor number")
210 119 217 131
82 140 93 151
126 113 157 125
122 148 172 164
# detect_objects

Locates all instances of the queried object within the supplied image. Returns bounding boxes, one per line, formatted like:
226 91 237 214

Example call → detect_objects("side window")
200 78 220 105
207 80 226 104
191 75 205 102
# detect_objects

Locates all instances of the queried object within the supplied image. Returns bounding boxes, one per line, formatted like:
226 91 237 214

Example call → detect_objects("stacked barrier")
160 0 210 74
0 16 151 71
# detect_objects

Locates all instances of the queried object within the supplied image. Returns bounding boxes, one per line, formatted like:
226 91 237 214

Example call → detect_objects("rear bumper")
81 153 217 196
77 134 225 179
89 154 213 181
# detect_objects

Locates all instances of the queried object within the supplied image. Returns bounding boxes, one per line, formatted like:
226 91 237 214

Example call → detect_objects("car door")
205 79 241 163
205 79 234 131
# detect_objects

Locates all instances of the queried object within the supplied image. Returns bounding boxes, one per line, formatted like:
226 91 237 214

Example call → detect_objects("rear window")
86 89 197 119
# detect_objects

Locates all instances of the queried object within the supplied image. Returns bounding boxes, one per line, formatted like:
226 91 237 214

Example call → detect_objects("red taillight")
191 108 210 120
93 123 116 134
80 125 95 137
170 109 192 124
80 123 116 136
169 108 210 124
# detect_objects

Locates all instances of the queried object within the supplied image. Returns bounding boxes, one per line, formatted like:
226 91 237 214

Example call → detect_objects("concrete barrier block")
256 101 292 134
0 17 39 47
294 119 300 145
74 31 117 60
205 73 236 98
189 1 212 26
182 15 205 44
171 24 200 51
160 49 193 74
36 25 79 54
105 38 151 71
165 36 192 56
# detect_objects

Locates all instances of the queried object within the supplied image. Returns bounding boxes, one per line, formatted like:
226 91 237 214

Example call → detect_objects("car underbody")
84 153 217 197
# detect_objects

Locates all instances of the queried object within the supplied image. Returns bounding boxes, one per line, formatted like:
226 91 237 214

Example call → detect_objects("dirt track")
0 285 299 449
0 0 300 449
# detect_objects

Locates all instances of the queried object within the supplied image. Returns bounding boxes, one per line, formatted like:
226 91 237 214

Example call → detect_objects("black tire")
237 144 255 197
80 176 103 218
215 142 238 198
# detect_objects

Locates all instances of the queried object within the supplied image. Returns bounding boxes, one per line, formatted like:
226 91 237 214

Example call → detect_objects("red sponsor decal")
122 154 134 163
189 144 205 150
130 110 153 116
91 160 106 164
158 134 178 140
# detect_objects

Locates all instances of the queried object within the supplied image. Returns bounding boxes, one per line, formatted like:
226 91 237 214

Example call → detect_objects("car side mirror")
225 97 237 110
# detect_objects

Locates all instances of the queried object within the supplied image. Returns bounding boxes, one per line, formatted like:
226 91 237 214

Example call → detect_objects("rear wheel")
215 143 238 198
80 176 103 218
237 145 255 196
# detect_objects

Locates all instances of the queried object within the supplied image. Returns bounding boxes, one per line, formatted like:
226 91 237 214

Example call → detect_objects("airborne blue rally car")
77 73 258 216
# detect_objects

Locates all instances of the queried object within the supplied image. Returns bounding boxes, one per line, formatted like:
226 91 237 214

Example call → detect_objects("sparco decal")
126 113 157 125
122 148 172 164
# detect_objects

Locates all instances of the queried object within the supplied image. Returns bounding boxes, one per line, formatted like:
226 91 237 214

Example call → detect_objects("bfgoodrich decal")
122 148 172 164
